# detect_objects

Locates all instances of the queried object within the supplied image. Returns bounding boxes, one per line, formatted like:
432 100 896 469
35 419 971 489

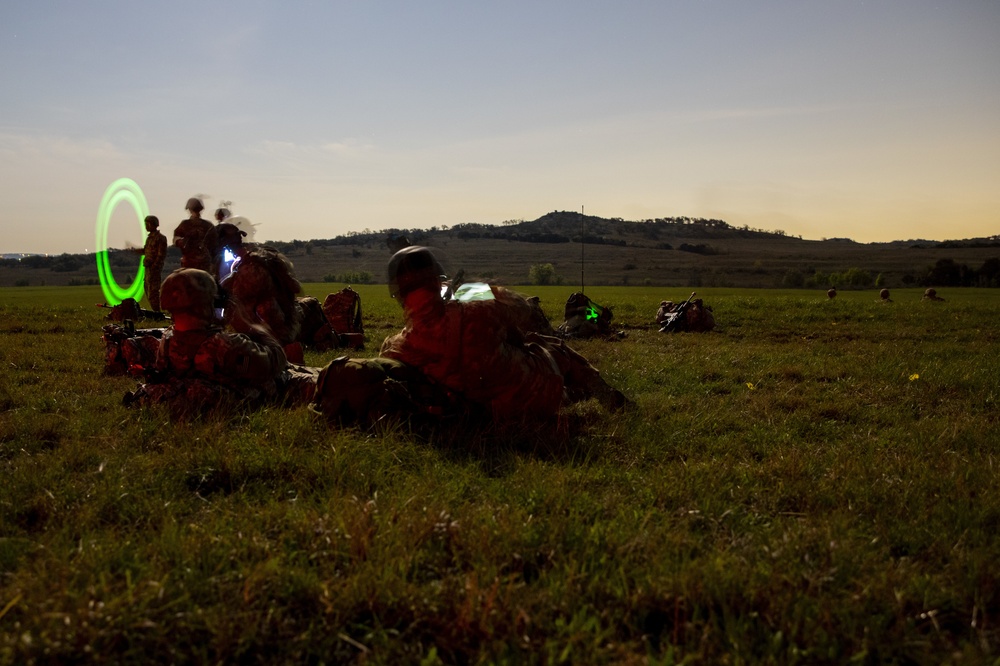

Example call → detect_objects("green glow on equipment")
585 302 600 321
95 178 148 305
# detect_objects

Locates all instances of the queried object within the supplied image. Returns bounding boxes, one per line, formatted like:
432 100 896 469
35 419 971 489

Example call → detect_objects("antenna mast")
580 205 585 294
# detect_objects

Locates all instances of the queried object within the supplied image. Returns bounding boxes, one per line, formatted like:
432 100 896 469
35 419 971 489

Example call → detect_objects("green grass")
1 286 998 664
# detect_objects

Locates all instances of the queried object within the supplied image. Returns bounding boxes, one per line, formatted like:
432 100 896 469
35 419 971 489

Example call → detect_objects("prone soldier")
124 268 309 419
378 246 629 424
216 225 308 362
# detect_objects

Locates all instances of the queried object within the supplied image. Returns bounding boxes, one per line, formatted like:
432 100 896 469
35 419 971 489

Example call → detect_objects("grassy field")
1 285 998 664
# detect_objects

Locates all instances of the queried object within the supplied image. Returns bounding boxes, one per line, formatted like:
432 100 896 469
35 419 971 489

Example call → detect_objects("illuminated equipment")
449 282 494 302
217 247 242 286
95 178 149 305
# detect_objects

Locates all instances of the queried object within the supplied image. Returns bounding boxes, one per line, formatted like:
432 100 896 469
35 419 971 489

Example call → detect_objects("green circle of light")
95 178 148 305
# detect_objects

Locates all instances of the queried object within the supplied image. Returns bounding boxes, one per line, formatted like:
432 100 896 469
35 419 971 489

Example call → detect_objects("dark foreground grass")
1 286 998 664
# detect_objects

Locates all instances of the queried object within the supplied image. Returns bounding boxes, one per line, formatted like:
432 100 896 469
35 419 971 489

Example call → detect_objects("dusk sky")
2 1 997 255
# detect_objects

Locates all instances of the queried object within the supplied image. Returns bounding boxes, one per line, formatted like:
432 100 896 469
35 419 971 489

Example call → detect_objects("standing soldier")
173 197 218 272
130 215 168 312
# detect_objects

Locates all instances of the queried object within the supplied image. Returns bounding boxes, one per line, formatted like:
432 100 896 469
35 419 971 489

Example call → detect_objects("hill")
2 211 999 289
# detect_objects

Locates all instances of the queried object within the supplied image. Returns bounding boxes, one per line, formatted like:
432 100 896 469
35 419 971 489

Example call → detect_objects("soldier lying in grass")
123 268 317 419
376 246 629 424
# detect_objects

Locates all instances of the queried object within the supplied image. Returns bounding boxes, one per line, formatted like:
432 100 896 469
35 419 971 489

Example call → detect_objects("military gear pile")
323 287 365 349
556 292 621 339
323 287 363 336
656 295 715 333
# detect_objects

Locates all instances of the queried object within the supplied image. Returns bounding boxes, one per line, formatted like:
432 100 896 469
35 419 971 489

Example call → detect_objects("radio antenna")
580 205 585 294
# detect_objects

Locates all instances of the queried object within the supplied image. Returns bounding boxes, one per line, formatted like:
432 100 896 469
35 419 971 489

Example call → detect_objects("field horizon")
3 212 999 291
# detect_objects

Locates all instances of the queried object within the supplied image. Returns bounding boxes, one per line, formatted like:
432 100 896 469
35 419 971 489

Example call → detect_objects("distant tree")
842 267 873 288
528 263 559 286
323 271 373 284
805 271 829 288
50 254 85 272
782 270 805 288
978 258 1000 287
924 258 972 286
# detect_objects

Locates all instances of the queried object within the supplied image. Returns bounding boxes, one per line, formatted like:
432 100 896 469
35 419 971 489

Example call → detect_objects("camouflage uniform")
173 217 218 272
381 286 627 421
492 286 556 336
142 228 168 311
381 297 567 421
309 356 473 430
380 248 627 421
128 325 286 418
125 268 307 419
221 247 303 346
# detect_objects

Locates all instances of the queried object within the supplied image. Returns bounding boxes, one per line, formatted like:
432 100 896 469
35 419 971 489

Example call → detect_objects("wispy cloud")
0 131 124 166
691 104 848 122
244 138 379 175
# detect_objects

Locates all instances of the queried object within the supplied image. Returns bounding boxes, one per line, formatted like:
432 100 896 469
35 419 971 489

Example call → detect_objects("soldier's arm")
219 333 287 382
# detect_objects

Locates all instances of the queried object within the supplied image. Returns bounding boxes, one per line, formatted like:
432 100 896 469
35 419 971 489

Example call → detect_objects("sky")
2 1 998 255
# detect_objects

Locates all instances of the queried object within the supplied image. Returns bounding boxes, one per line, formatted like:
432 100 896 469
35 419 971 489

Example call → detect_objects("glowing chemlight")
95 178 148 305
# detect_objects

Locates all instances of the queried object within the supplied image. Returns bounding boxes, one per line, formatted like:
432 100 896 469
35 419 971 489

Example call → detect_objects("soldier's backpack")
296 296 338 351
323 287 363 335
556 292 617 339
657 296 716 333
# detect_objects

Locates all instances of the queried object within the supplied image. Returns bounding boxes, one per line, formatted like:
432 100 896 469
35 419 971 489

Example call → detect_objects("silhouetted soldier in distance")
129 215 167 312
173 197 218 272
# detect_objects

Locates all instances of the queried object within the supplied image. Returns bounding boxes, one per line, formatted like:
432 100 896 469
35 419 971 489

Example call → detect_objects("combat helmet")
185 197 204 213
160 268 217 321
387 245 445 301
216 223 247 250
